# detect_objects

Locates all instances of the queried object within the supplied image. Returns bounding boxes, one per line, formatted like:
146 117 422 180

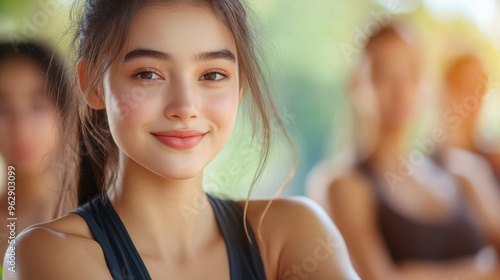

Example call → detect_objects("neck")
445 125 476 152
2 167 59 224
107 153 219 260
366 124 411 173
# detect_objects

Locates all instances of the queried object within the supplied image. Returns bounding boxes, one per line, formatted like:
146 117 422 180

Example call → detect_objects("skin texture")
0 57 61 259
308 33 500 280
4 4 359 280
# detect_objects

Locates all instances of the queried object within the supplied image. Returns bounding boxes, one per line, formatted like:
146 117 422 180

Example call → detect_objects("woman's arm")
441 149 500 251
456 173 500 252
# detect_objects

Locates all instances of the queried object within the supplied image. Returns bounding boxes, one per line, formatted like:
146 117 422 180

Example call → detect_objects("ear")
77 61 105 110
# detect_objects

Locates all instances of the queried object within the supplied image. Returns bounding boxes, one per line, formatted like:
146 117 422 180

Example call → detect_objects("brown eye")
135 71 160 80
203 73 218 81
200 72 227 81
140 72 153 79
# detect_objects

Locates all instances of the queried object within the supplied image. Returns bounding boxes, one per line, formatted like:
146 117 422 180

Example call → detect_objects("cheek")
374 86 391 110
39 109 60 144
203 91 239 134
107 87 147 122
105 83 159 138
29 108 60 160
0 116 11 155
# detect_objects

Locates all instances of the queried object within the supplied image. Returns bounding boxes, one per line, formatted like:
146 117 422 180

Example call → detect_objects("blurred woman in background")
437 53 500 188
308 23 500 280
434 51 500 258
0 42 78 263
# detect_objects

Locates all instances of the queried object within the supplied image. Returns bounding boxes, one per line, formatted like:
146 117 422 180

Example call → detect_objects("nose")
163 77 200 121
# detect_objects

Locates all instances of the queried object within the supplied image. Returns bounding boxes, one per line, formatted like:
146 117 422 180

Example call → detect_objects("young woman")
436 54 500 257
4 1 359 279
438 54 500 190
308 24 500 280
0 42 78 270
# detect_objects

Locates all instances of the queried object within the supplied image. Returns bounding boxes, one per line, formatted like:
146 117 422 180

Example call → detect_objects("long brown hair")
71 0 297 235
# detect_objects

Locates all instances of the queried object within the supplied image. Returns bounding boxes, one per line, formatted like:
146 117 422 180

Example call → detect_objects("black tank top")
71 192 267 279
358 161 486 263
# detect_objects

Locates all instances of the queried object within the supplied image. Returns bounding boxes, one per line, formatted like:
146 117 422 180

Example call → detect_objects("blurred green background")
1 0 500 199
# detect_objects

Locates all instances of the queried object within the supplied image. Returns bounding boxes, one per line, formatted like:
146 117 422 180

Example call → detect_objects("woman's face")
0 57 59 176
447 58 487 131
102 3 241 180
369 36 420 127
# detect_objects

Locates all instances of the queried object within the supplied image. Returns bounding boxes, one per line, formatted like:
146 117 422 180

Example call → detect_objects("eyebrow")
122 49 172 63
195 49 236 62
121 48 236 63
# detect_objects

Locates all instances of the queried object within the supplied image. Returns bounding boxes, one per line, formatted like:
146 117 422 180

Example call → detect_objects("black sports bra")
358 161 486 263
71 192 267 279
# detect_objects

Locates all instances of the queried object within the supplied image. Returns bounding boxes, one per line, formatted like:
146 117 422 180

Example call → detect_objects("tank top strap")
207 194 267 280
356 160 387 199
71 193 152 280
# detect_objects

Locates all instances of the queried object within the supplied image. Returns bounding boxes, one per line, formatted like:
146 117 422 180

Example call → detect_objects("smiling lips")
151 130 207 150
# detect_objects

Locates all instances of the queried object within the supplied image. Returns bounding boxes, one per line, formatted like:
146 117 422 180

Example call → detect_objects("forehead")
0 57 45 100
371 37 414 60
368 38 419 74
456 60 485 77
124 3 236 58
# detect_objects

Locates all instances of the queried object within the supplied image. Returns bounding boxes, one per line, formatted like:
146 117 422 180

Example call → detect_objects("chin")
152 164 205 181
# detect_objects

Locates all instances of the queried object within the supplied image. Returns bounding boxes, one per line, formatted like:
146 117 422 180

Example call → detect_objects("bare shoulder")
312 168 379 239
328 168 374 199
240 195 341 230
306 159 351 203
240 196 348 245
238 196 360 280
307 161 374 207
3 214 111 280
318 168 375 212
